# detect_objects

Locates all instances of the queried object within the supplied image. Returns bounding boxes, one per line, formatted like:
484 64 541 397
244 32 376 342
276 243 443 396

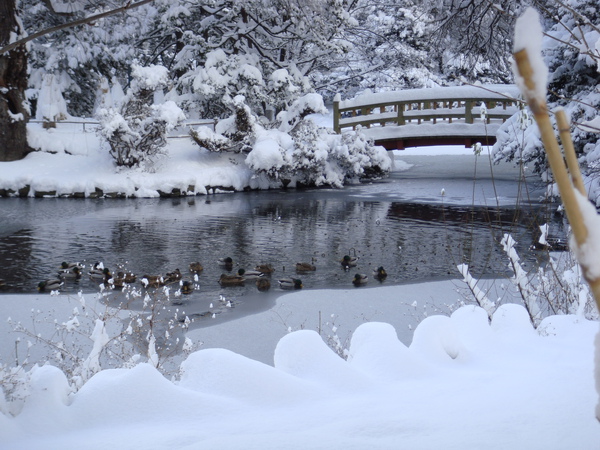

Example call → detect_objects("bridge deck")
360 120 506 149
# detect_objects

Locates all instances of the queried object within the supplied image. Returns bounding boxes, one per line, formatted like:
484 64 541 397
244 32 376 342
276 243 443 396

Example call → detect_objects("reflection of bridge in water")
334 85 521 150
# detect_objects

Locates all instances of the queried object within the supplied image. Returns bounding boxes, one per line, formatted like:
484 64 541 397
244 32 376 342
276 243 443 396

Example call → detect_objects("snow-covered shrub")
459 231 599 327
190 95 257 154
193 93 391 187
35 73 70 123
1 283 199 414
189 50 268 118
277 93 328 133
97 64 185 168
268 67 312 114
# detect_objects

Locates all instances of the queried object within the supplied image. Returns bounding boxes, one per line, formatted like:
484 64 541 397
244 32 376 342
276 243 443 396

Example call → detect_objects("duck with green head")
352 273 368 286
341 255 358 269
59 266 82 279
38 278 63 292
278 278 303 290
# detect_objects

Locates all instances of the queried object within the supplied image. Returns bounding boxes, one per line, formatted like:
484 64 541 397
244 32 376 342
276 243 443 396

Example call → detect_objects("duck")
58 266 82 279
255 263 275 274
108 276 125 289
373 266 387 281
141 275 165 288
238 268 264 280
60 261 84 271
189 262 204 274
352 273 368 286
165 268 182 283
38 278 63 292
218 257 234 271
278 278 303 290
296 262 316 272
181 280 194 295
256 277 271 291
89 267 112 281
340 255 358 269
115 271 136 283
219 273 245 286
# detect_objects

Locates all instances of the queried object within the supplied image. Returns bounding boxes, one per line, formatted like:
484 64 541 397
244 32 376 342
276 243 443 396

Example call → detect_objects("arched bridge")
333 85 521 150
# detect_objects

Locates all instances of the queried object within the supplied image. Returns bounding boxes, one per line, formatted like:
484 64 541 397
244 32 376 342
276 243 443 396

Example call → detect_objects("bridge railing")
333 85 521 134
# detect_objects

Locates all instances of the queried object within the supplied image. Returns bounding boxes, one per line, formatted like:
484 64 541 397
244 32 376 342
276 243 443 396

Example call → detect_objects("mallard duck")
352 273 368 286
256 277 271 291
219 273 245 286
115 271 136 283
58 266 82 279
218 257 234 271
60 261 84 270
189 262 204 274
141 275 165 288
278 278 303 290
108 276 125 289
296 262 316 272
255 263 275 274
165 268 182 283
89 267 112 280
38 278 63 291
373 266 387 281
341 255 358 269
181 280 194 295
238 268 263 280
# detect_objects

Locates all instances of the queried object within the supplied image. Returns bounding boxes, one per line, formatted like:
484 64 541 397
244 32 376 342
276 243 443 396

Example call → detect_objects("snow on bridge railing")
333 85 522 134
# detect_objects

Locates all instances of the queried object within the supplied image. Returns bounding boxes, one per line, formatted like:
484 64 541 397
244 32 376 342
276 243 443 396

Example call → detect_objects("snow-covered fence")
29 119 218 137
333 85 521 149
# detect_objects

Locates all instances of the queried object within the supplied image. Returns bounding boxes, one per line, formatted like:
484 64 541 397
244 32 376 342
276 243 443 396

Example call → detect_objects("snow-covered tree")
97 64 185 168
493 0 600 205
316 0 438 99
422 0 522 83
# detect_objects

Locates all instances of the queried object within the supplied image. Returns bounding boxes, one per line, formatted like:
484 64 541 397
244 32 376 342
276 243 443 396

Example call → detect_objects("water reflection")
0 190 558 304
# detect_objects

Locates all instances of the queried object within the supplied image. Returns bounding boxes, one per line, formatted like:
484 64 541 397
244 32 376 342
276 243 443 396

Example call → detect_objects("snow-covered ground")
0 283 598 449
1 117 598 448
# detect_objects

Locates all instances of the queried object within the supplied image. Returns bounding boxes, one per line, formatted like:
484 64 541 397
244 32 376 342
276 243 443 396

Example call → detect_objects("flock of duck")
36 255 388 294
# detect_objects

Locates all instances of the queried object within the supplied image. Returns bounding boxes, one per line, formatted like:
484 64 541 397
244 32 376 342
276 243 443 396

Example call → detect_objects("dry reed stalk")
555 109 587 196
513 48 600 309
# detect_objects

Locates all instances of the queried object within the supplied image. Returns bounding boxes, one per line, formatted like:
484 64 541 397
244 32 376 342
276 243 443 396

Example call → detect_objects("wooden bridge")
333 85 521 150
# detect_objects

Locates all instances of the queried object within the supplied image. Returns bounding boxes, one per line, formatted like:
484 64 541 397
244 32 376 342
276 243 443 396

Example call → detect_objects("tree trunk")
0 0 33 161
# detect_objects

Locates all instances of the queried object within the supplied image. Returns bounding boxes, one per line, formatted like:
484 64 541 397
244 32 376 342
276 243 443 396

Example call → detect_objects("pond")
0 153 563 325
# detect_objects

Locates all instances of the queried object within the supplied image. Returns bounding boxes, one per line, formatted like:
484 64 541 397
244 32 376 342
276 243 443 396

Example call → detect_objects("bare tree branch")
0 0 155 55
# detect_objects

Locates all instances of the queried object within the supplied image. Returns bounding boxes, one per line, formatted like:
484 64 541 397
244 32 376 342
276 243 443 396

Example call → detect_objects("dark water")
0 186 559 296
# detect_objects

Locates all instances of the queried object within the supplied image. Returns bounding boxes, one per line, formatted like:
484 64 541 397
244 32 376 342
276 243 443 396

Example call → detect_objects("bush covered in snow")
191 93 391 187
97 65 185 169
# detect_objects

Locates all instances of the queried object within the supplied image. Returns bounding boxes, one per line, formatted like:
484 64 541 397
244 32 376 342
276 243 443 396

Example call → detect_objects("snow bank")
1 303 598 449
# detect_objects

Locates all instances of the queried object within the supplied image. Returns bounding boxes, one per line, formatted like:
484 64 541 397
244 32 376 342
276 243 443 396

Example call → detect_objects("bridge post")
396 103 405 125
465 101 474 124
333 94 340 133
